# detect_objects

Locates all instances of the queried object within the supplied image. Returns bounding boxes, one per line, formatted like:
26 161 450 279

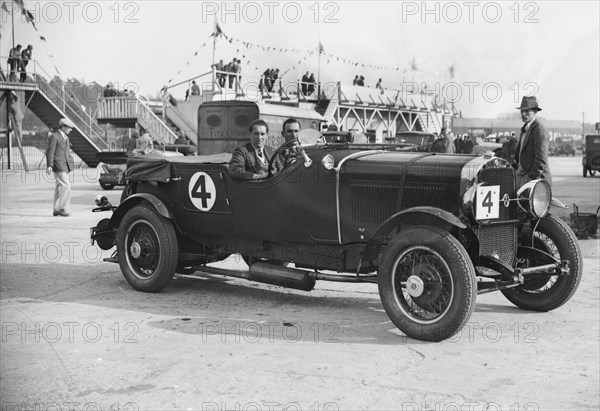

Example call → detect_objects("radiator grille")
476 224 517 266
480 167 517 220
351 183 398 224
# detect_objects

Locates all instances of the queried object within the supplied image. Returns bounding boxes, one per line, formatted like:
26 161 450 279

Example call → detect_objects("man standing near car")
513 96 552 188
229 119 275 181
46 118 76 216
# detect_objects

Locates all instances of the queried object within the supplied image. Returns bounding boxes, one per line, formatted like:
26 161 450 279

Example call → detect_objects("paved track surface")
1 156 598 410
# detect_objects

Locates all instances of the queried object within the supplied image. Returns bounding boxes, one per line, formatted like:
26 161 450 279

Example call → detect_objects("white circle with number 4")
188 172 216 211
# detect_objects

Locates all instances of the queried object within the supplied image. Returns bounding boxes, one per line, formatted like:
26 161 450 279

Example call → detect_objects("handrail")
17 58 109 148
135 95 178 144
164 102 197 135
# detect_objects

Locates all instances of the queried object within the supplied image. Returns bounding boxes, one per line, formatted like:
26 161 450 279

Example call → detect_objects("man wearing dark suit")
46 118 76 216
513 96 552 189
229 119 275 181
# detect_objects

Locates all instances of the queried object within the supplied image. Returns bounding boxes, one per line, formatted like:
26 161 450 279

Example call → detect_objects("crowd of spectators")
211 58 242 89
260 68 280 93
103 83 135 98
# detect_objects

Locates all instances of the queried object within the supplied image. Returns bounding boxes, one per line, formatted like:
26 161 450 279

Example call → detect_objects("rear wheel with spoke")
117 205 178 292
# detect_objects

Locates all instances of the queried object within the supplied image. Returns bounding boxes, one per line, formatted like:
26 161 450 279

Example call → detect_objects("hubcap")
130 241 141 259
406 275 425 297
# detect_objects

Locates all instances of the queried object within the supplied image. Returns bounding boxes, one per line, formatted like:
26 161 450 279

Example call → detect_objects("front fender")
363 206 467 261
108 193 173 229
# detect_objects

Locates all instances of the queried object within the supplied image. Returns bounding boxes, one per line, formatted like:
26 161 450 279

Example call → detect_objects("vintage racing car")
90 130 582 342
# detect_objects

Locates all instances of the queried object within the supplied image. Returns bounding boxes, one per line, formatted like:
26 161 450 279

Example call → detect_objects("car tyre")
117 205 178 292
378 226 477 342
501 215 582 311
583 166 588 177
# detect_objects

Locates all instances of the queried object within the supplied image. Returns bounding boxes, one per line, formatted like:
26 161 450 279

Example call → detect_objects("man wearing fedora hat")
46 118 76 216
513 96 552 189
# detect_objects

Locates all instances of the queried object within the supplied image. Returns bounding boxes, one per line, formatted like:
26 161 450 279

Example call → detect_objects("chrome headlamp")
517 179 551 218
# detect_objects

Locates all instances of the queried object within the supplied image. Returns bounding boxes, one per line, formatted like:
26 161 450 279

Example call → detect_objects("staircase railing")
321 82 340 123
136 96 178 144
97 96 178 144
32 61 108 148
164 102 198 142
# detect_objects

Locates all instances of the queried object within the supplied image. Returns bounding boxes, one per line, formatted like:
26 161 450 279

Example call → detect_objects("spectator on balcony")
8 44 22 82
191 80 200 96
103 82 118 97
375 78 383 93
301 71 309 96
211 59 226 88
19 45 33 82
263 68 274 92
352 75 359 85
357 75 365 86
307 73 315 96
235 59 242 87
227 58 238 88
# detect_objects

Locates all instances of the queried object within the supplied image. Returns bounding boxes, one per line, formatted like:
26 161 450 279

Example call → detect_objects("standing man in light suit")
46 118 76 216
513 96 552 189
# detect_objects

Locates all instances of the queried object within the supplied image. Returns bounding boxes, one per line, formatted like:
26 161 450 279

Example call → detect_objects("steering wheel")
268 139 300 177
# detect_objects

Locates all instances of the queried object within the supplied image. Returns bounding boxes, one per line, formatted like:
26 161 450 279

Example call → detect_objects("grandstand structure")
2 61 453 170
96 67 454 147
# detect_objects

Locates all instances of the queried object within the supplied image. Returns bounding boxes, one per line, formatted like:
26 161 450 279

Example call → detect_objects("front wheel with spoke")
378 226 477 342
502 215 582 311
117 204 178 292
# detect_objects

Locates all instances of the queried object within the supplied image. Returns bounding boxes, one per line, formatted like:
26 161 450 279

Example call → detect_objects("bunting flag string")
163 25 444 88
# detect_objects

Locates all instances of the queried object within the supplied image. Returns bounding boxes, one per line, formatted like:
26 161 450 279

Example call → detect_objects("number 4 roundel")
188 172 216 211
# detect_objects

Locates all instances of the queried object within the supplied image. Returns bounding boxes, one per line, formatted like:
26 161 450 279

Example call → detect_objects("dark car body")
582 134 600 177
91 134 582 342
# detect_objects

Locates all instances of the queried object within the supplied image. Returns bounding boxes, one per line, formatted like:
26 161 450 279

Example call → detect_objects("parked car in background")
472 136 503 157
549 136 576 156
582 134 600 177
96 151 129 190
394 131 436 152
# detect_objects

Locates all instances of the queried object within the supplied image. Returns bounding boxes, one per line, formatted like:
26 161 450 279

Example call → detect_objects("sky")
1 0 599 122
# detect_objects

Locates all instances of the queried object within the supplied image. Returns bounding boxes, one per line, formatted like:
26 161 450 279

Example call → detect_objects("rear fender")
363 207 467 261
108 193 173 229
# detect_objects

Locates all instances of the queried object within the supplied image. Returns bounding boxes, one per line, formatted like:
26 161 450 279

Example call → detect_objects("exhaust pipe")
197 262 315 291
249 263 315 291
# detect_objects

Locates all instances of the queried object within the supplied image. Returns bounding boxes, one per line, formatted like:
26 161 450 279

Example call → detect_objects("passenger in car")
228 119 276 181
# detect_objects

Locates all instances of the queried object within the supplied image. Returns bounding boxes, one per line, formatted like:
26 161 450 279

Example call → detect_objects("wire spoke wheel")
117 204 178 293
502 215 582 311
125 221 161 279
394 247 453 323
378 226 476 342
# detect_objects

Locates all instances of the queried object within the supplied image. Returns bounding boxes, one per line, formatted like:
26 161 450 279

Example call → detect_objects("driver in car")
277 118 301 169
229 119 276 181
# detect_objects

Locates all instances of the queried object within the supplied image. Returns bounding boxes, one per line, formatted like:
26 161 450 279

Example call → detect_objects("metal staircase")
98 95 178 144
0 61 108 167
